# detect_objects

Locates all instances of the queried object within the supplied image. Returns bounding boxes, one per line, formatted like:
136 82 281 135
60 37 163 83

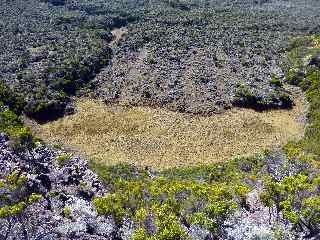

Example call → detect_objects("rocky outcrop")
0 133 116 239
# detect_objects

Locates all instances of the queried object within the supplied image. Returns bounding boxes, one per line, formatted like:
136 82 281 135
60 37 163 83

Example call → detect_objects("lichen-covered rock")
0 133 114 239
224 190 303 240
188 225 213 240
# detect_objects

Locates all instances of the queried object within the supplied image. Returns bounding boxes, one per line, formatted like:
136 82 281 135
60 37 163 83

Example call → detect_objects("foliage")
270 76 283 88
92 154 264 237
259 35 320 238
63 207 71 218
233 84 292 110
3 0 319 120
0 84 25 114
93 175 237 237
57 153 73 167
282 36 320 158
0 171 42 219
260 174 320 236
91 33 320 239
1 1 320 239
131 228 148 240
0 0 115 123
0 109 35 148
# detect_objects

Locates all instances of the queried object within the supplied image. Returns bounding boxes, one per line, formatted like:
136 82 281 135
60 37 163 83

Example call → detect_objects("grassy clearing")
34 88 306 169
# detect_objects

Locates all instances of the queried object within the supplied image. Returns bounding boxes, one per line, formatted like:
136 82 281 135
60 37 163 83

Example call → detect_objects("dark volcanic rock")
47 0 65 6
309 56 320 68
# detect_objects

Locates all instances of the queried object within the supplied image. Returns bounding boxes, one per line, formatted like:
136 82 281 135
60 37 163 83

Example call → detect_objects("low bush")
0 171 42 219
56 153 73 167
259 35 320 238
91 154 264 238
270 75 283 87
233 84 293 110
0 109 35 148
0 84 25 114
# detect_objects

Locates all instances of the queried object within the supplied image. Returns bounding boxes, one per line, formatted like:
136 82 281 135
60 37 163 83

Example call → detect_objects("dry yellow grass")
34 87 306 169
308 36 320 49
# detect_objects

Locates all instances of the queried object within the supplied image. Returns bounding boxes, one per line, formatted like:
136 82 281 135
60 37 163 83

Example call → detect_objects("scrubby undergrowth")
8 35 317 239
0 0 118 123
94 0 320 114
2 0 320 123
0 0 320 239
0 35 320 239
87 35 320 239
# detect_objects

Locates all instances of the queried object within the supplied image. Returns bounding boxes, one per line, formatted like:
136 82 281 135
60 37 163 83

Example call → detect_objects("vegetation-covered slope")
0 34 319 239
1 0 320 123
0 0 115 122
89 35 320 239
94 0 320 113
0 0 320 239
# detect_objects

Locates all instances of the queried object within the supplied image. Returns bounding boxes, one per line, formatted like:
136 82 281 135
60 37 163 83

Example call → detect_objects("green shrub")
234 84 257 107
0 84 25 114
93 168 241 236
0 109 21 127
284 36 320 157
260 174 320 234
57 153 73 166
0 171 42 219
234 185 250 205
154 204 187 240
0 110 35 148
131 228 148 240
24 99 67 123
270 76 283 87
63 207 71 218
